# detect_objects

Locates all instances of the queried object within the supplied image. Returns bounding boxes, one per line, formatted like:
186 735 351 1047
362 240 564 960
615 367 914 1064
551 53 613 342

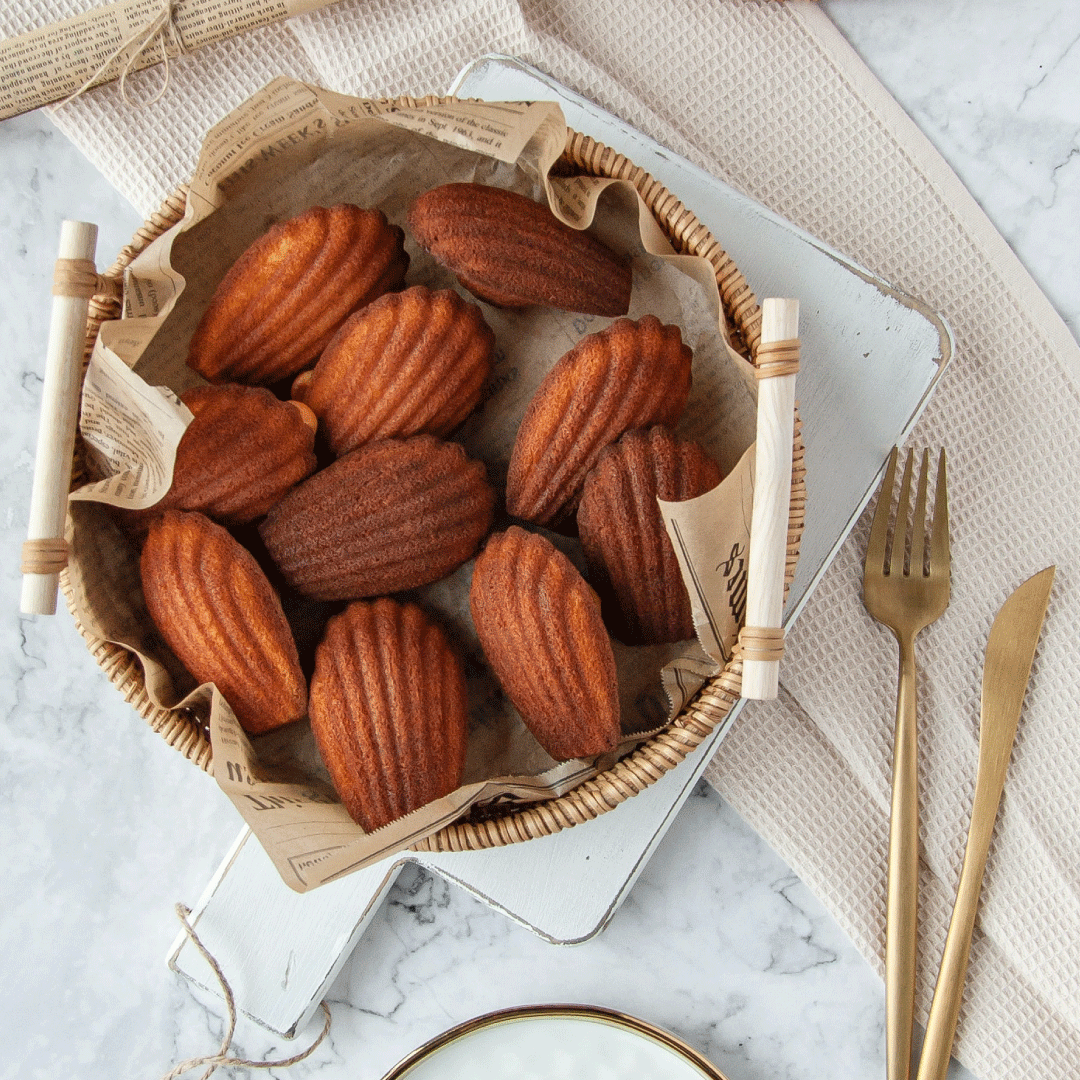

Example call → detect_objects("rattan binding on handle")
63 115 806 845
22 537 69 575
754 337 801 379
736 625 786 664
52 257 123 300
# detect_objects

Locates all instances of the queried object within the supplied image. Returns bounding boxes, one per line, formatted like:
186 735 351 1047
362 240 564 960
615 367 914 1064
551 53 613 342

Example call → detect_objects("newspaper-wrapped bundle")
64 78 765 891
0 0 342 119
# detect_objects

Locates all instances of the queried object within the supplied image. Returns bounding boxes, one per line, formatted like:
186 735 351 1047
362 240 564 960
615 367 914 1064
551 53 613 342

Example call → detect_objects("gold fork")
863 447 951 1080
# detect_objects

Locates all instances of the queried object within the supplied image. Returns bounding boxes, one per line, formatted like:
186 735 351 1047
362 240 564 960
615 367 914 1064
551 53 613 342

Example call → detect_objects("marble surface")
1 2 1076 1079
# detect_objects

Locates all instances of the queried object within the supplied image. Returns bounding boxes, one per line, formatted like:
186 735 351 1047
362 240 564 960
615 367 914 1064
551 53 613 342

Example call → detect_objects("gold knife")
915 565 1055 1080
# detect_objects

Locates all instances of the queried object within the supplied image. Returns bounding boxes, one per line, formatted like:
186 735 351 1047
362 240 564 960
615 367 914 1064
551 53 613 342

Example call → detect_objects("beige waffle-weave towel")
5 3 1078 1078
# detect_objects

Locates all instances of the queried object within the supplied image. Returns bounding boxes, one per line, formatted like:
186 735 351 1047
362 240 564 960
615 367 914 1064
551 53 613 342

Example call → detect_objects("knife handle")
886 632 919 1080
914 764 1001 1080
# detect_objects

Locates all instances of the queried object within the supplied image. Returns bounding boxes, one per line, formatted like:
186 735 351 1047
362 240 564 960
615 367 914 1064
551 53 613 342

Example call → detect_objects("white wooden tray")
169 54 951 1039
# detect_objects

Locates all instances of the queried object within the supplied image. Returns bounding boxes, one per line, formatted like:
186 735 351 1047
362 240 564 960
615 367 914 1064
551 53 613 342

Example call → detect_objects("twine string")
161 903 332 1080
56 0 187 111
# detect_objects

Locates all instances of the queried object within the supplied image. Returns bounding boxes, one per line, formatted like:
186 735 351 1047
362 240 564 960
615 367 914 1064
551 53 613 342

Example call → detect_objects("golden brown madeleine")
309 598 468 832
305 285 495 455
259 435 495 601
187 204 409 386
469 526 621 761
408 183 631 316
505 316 693 525
129 384 318 528
140 511 307 735
578 427 723 644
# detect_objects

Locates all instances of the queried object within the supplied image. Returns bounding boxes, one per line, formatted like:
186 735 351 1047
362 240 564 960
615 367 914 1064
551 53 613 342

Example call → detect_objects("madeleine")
140 511 307 735
470 526 620 761
506 316 693 525
188 204 408 385
309 598 468 832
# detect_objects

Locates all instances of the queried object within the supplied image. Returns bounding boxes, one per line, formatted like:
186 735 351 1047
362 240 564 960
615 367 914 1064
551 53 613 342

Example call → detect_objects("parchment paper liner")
59 79 803 891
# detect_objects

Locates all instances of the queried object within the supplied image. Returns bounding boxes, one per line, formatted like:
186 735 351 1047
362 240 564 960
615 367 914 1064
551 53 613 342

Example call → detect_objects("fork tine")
895 449 915 576
866 446 899 578
912 449 931 577
930 448 950 576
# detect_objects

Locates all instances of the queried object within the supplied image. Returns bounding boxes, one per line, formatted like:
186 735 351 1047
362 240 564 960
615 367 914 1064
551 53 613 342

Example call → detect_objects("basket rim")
63 97 806 856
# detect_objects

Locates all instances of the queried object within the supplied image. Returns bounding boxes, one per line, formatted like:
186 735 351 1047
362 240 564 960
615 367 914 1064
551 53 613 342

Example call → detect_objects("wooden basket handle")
740 297 800 699
21 220 101 616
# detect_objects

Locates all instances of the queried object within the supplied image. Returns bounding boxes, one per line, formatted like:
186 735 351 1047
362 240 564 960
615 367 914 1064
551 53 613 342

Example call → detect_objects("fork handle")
886 633 919 1080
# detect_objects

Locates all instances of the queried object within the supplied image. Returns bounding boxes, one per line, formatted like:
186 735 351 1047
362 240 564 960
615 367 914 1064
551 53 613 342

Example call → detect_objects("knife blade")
915 565 1055 1080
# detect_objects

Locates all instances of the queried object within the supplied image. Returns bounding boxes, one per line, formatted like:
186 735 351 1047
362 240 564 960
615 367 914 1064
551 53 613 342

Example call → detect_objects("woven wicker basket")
62 106 806 856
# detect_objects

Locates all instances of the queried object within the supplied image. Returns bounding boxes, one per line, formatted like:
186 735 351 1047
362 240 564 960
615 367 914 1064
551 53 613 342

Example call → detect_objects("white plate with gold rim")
381 1004 730 1080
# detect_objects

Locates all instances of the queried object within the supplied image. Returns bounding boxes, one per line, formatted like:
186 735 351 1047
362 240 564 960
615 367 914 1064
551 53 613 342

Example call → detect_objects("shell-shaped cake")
578 426 723 645
408 183 632 316
259 435 495 601
140 511 307 735
187 204 409 386
505 316 693 525
303 285 495 455
309 597 469 832
131 384 317 528
469 526 621 762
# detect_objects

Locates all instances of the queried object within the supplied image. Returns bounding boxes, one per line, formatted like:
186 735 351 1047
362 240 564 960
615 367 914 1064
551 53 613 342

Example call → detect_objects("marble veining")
823 0 1080 344
315 786 888 1080
2 3 1076 1079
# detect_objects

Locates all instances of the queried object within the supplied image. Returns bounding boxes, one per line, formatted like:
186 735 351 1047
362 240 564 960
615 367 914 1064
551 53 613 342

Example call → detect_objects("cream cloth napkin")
6 2 1078 1078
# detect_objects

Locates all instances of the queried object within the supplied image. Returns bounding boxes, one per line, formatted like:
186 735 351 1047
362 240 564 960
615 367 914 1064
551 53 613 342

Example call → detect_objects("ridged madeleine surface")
304 286 494 455
469 526 620 761
309 598 468 832
259 435 495 600
129 384 317 529
506 316 693 524
578 426 723 644
408 183 631 316
140 511 307 735
187 204 409 385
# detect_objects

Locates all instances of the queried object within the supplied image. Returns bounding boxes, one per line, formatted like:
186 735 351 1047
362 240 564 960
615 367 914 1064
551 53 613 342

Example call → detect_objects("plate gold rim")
380 1002 731 1079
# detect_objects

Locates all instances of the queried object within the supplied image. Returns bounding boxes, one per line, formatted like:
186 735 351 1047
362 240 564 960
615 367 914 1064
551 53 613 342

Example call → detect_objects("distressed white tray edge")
168 831 407 1038
169 709 738 1039
779 245 952 627
414 703 742 943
